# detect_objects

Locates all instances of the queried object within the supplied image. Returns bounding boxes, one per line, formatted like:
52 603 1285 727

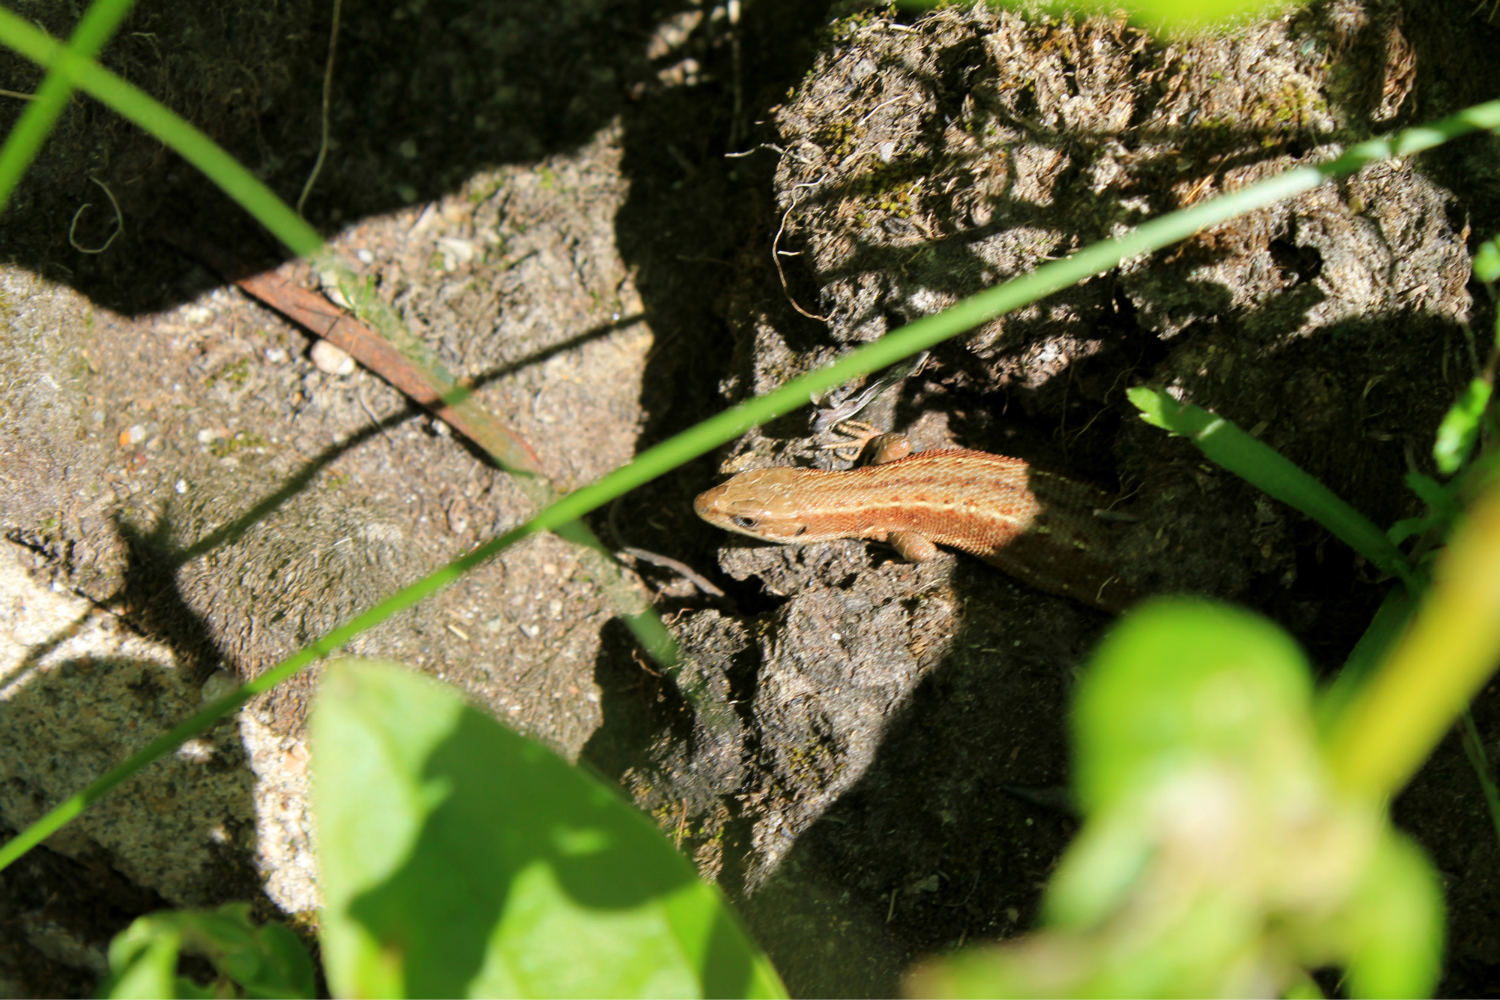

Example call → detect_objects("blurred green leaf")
1405 471 1455 511
99 922 179 999
312 658 784 999
1386 516 1435 545
900 0 1303 32
1473 238 1500 284
1069 599 1312 819
907 600 1443 999
1433 378 1493 475
98 904 314 1000
1113 0 1296 25
1340 829 1444 998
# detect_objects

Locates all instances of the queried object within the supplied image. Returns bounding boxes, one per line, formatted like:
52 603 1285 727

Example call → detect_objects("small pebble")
318 270 353 309
177 739 215 763
199 670 238 706
119 424 146 447
310 340 356 376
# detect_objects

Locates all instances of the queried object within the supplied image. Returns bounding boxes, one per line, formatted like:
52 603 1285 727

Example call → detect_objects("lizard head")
693 467 814 542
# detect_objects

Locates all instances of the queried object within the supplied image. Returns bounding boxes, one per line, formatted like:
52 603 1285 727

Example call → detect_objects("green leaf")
170 978 217 999
182 904 314 999
1088 0 1299 30
1473 238 1500 284
1069 599 1313 819
1404 472 1458 514
901 0 1304 32
1433 378 1493 475
1127 388 1409 581
248 923 317 1000
1385 517 1434 545
909 598 1446 998
99 922 180 999
1341 830 1444 998
98 904 314 1000
312 658 784 999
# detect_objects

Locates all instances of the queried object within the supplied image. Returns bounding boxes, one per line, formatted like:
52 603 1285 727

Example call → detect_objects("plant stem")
1328 481 1500 799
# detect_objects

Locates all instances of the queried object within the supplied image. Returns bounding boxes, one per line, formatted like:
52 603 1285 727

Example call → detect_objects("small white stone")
435 237 475 270
199 670 238 706
175 479 188 494
317 270 353 309
310 340 356 376
177 738 215 763
264 347 288 364
355 248 374 265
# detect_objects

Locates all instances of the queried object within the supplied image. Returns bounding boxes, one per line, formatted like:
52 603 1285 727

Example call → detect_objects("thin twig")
621 546 725 598
68 177 122 253
296 0 342 219
773 179 831 322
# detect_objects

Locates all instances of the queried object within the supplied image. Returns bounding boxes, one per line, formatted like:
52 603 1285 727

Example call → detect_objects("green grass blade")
0 0 140 213
1128 386 1411 581
0 7 322 256
2 91 1498 873
1316 583 1416 734
1459 709 1500 849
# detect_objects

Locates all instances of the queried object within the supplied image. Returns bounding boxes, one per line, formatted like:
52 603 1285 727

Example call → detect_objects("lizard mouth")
692 484 728 522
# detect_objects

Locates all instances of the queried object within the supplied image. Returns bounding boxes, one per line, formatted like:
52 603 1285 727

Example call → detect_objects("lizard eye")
732 516 759 529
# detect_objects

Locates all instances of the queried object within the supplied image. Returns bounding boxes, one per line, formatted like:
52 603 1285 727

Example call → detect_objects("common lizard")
694 434 1138 613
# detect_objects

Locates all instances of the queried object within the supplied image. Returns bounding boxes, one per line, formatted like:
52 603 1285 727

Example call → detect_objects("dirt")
1 0 1500 996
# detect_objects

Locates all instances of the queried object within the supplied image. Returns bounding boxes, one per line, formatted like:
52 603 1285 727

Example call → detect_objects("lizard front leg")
886 529 939 562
